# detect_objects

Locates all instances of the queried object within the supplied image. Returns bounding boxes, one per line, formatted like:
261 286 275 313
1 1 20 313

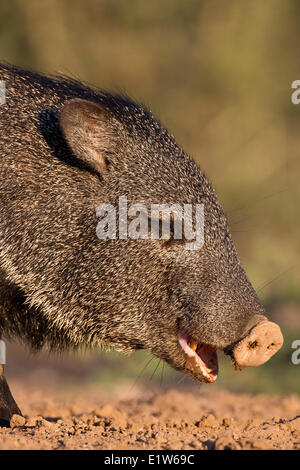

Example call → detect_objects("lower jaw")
185 353 218 383
178 328 219 383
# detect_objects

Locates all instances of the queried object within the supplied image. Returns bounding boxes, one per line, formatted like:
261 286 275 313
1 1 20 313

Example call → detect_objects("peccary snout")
229 315 283 368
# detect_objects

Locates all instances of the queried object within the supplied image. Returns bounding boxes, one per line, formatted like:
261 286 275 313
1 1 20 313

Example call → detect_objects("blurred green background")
1 0 299 395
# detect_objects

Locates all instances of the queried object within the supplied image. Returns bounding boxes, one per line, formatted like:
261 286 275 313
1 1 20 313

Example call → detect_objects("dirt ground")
0 381 299 450
0 340 299 451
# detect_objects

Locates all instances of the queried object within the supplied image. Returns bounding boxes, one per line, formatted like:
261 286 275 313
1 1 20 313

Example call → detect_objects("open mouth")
178 328 218 383
178 317 284 382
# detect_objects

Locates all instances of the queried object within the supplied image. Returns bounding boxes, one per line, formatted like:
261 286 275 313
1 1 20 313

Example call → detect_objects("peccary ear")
59 98 117 175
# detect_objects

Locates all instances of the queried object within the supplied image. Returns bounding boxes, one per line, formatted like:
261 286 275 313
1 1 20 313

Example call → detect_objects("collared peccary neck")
0 63 273 380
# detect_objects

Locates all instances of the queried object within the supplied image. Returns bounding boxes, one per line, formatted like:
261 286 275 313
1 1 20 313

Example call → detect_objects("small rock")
195 414 218 429
10 414 26 428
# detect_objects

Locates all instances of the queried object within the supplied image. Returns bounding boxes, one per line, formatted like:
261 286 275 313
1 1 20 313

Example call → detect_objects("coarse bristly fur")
0 63 265 379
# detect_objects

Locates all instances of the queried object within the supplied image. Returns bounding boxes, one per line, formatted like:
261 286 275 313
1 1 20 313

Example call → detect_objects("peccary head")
58 96 283 382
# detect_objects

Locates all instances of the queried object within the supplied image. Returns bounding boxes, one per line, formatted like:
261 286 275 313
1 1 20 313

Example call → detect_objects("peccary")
0 64 283 421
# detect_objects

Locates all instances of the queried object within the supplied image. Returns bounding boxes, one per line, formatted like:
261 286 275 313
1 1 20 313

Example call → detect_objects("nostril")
247 340 276 350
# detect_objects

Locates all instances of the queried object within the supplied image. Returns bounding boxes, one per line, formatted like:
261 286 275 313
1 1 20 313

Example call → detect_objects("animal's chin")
178 326 219 383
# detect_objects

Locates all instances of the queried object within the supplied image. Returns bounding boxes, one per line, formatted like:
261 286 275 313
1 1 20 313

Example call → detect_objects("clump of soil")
0 381 299 450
